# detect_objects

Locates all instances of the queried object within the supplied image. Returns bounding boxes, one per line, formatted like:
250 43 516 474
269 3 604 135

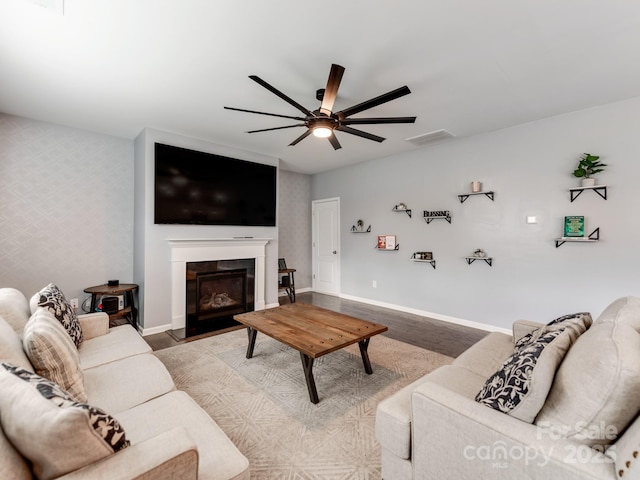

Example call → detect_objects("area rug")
155 328 452 479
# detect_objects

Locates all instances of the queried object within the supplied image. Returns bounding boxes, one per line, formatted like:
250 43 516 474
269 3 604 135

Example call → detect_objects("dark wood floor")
144 292 489 358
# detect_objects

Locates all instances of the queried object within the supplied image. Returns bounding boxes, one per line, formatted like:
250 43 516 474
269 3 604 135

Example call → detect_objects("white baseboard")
278 286 312 298
338 293 511 335
141 323 173 337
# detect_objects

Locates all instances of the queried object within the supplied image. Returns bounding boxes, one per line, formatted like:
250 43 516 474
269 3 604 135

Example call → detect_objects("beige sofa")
0 287 249 480
376 296 640 479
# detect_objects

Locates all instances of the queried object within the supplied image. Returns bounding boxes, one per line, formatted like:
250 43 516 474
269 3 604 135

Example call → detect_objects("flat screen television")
154 143 277 226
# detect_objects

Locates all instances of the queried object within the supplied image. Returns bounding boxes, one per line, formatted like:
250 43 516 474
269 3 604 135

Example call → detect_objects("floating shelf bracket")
555 228 600 248
392 205 412 218
465 257 493 266
375 243 400 250
411 256 436 269
423 212 452 224
569 185 607 202
458 191 495 203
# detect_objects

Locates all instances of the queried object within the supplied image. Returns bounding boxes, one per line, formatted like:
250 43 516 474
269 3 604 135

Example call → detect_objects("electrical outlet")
69 298 78 311
372 280 377 288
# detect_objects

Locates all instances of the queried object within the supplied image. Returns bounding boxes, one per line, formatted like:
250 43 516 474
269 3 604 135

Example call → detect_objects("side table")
278 268 296 303
83 283 139 328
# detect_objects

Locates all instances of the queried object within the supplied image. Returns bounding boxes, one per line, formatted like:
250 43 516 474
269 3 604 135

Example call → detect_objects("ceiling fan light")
313 126 333 138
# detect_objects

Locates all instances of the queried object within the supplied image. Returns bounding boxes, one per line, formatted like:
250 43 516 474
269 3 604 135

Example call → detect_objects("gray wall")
277 170 312 292
0 114 134 304
0 116 301 331
312 96 640 330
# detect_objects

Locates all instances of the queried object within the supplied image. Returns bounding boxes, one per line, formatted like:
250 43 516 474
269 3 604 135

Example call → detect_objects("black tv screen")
154 143 277 226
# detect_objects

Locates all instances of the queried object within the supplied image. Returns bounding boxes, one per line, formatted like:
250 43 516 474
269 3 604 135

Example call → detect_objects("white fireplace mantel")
169 238 271 330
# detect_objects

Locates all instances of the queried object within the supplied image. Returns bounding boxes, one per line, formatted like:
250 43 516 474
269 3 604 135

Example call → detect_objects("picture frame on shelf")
377 235 397 250
564 216 585 237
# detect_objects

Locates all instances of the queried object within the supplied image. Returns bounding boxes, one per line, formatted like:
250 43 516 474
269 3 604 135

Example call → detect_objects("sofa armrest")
411 381 615 480
78 313 109 340
57 427 198 480
512 319 543 344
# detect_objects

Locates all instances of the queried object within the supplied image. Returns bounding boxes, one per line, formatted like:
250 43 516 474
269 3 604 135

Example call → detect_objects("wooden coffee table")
234 303 388 403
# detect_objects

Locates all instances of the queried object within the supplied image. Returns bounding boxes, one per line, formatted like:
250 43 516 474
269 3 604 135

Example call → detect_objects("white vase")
581 178 596 187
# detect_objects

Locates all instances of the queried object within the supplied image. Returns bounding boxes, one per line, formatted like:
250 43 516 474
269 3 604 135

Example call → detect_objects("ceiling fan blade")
249 75 315 117
224 106 306 121
327 133 342 150
336 86 412 119
289 129 312 146
336 125 386 143
319 64 345 116
247 124 306 133
341 116 416 125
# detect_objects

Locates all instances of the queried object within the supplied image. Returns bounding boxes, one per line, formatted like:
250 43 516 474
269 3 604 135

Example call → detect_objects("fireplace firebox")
186 259 255 337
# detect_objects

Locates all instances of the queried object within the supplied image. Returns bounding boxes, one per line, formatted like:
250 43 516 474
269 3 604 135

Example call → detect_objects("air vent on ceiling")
405 129 455 146
22 0 64 15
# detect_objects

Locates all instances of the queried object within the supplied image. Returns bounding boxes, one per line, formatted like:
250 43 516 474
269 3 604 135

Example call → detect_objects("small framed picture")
377 235 396 249
564 216 585 237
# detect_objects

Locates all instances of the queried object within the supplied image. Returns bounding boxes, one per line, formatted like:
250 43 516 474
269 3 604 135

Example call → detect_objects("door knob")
333 250 337 254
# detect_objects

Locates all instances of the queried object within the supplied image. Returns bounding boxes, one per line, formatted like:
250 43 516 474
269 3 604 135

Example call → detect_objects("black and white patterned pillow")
476 312 592 423
2 363 129 453
476 330 561 413
36 283 83 347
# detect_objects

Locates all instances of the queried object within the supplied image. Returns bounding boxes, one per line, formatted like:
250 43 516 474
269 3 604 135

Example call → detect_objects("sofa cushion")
0 425 32 480
79 324 152 369
536 297 640 447
0 287 31 335
0 363 129 480
476 312 591 423
32 283 83 347
84 353 176 414
115 390 249 480
22 308 87 402
0 316 32 370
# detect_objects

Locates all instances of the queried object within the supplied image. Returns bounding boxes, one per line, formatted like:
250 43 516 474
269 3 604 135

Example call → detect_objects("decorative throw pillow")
475 312 592 423
536 297 640 447
0 363 129 480
22 308 87 402
34 283 83 347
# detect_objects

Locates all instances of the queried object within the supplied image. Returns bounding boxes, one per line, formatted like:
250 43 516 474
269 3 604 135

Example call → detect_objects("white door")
312 197 340 296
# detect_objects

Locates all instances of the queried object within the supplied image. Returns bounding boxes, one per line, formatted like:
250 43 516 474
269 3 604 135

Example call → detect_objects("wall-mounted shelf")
423 211 452 224
376 243 400 250
411 253 436 269
393 204 412 218
465 257 493 266
554 228 600 248
351 224 371 233
569 185 607 202
458 191 495 203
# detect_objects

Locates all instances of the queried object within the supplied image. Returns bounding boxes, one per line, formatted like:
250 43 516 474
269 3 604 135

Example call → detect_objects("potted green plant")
573 153 607 187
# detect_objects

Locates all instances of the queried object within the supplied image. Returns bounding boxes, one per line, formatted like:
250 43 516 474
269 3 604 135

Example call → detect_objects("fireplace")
169 238 270 335
186 259 254 337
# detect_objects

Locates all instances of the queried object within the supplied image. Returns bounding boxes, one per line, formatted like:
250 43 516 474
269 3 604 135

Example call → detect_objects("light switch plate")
526 216 537 224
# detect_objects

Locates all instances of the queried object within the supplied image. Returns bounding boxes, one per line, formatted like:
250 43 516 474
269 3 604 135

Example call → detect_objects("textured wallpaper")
278 170 312 290
0 114 134 305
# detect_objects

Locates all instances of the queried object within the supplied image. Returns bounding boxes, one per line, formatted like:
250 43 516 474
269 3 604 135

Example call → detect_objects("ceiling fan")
224 64 416 150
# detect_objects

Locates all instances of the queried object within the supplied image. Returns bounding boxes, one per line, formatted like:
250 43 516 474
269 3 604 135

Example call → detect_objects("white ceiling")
2 1 640 174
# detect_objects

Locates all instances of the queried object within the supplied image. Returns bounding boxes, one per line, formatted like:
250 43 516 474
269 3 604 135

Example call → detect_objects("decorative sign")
424 210 450 217
564 216 585 237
